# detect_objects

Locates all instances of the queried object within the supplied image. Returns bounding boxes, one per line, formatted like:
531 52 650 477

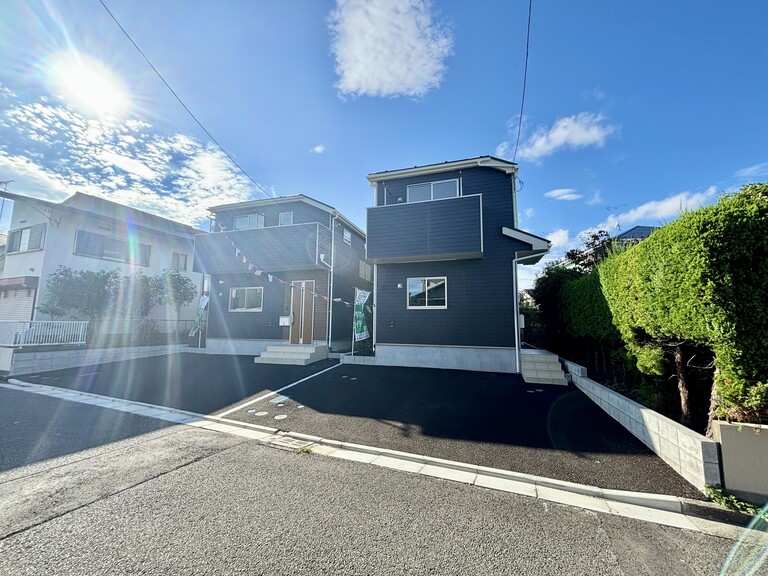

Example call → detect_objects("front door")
290 280 315 344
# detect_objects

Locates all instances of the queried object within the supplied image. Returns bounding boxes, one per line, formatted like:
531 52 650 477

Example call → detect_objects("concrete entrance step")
520 350 567 386
254 344 329 366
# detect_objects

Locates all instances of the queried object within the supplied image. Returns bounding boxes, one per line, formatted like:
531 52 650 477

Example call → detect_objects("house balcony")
193 223 331 274
366 194 483 264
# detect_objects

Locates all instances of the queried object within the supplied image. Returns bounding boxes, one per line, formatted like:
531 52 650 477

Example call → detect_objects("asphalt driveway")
17 356 702 499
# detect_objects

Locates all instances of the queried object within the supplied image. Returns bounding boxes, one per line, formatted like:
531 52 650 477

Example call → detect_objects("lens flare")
46 50 130 119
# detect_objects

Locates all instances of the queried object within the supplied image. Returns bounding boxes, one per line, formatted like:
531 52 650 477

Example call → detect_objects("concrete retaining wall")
7 344 204 376
561 359 721 491
374 344 518 373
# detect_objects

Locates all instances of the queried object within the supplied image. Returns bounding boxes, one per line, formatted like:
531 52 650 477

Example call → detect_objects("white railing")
0 321 89 346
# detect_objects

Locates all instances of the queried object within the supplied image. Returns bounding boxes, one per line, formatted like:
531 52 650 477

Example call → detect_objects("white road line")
216 363 341 418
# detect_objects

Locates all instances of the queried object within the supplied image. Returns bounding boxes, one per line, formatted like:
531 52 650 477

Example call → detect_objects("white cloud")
524 207 534 219
586 190 603 205
734 161 768 179
544 188 582 201
311 144 326 154
546 228 571 250
0 88 262 227
498 113 617 163
329 0 453 98
607 187 717 229
99 149 158 180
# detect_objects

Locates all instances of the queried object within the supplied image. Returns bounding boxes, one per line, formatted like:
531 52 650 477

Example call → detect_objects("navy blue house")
366 156 550 373
193 195 371 355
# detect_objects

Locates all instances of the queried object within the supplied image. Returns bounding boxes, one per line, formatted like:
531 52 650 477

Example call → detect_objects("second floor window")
172 252 188 272
234 213 264 230
74 229 151 267
279 212 293 226
7 223 46 254
406 179 459 203
343 228 352 245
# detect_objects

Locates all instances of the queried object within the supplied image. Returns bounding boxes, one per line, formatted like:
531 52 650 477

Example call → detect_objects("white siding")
0 289 35 321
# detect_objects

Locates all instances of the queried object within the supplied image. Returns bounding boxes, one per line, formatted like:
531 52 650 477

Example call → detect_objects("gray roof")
614 225 657 241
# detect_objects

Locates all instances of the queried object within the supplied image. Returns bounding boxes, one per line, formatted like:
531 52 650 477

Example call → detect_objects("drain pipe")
327 213 339 350
512 252 544 374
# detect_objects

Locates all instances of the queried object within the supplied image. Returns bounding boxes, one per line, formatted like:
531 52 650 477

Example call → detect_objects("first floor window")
229 286 263 312
407 276 447 309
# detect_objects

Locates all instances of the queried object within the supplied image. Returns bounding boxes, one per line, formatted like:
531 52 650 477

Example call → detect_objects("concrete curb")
3 379 758 540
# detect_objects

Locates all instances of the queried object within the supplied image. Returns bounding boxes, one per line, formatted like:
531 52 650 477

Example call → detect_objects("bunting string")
224 235 356 307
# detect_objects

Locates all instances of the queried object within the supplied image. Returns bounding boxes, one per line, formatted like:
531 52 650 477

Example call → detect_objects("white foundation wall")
370 344 518 373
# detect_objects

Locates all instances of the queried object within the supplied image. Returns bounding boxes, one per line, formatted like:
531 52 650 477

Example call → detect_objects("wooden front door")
290 280 315 344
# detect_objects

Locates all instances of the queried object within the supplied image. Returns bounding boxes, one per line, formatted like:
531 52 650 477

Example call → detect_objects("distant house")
366 156 550 373
0 190 203 325
614 225 657 244
193 194 371 356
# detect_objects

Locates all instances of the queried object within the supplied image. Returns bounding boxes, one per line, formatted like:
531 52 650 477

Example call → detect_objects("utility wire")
99 0 272 200
512 0 533 163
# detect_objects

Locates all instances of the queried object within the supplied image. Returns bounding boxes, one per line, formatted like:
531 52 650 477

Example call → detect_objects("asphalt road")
0 390 745 576
0 387 174 472
16 354 337 414
16 356 703 498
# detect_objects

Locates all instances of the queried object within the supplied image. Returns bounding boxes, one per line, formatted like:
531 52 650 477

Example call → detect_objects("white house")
0 190 204 328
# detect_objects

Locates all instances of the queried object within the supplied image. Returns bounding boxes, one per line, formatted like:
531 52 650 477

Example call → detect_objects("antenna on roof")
0 180 12 192
606 204 627 231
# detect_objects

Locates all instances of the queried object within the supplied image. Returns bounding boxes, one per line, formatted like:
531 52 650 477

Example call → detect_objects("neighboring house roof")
614 225 658 242
367 155 518 182
0 191 204 239
208 193 366 239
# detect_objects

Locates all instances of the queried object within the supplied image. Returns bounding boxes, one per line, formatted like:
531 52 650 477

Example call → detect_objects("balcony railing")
0 321 89 346
367 194 483 264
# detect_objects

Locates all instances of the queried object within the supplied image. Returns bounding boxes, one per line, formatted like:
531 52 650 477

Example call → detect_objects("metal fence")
0 321 89 346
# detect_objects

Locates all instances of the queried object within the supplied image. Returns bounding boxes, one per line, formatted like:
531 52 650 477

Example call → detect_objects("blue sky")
1 0 766 288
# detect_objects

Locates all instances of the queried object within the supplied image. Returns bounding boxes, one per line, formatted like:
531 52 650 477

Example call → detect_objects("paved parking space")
223 364 703 499
18 356 703 499
17 354 338 415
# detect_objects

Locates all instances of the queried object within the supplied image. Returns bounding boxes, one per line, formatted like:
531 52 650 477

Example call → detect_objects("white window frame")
228 286 264 312
172 252 188 272
7 223 46 254
234 213 265 230
278 212 293 226
406 276 447 310
406 179 459 203
343 228 352 245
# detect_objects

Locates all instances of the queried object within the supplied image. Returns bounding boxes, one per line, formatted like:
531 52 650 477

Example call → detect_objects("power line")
99 0 272 200
512 0 533 163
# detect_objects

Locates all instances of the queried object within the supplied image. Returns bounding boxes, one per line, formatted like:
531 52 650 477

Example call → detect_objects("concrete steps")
253 344 329 366
520 350 567 386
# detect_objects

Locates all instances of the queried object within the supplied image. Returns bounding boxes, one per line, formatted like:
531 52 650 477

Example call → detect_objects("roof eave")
367 156 518 184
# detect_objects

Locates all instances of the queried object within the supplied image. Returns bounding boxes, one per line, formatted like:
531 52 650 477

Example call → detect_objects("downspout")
327 213 339 350
512 252 543 373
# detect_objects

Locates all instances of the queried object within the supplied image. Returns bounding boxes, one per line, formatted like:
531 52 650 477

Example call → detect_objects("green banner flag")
353 288 370 342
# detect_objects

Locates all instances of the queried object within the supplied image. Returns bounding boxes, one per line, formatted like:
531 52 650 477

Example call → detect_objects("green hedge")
559 270 619 342
598 184 768 421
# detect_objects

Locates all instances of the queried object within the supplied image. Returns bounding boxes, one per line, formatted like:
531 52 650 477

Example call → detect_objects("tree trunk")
675 344 692 426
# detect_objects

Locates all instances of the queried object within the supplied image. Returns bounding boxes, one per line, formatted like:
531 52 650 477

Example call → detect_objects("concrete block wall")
8 344 201 376
561 359 721 492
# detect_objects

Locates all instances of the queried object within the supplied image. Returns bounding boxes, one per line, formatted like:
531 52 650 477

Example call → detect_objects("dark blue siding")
367 195 482 263
194 223 328 274
373 166 526 347
214 201 330 231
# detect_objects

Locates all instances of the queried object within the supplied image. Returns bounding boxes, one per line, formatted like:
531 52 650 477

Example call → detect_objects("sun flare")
46 50 130 119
